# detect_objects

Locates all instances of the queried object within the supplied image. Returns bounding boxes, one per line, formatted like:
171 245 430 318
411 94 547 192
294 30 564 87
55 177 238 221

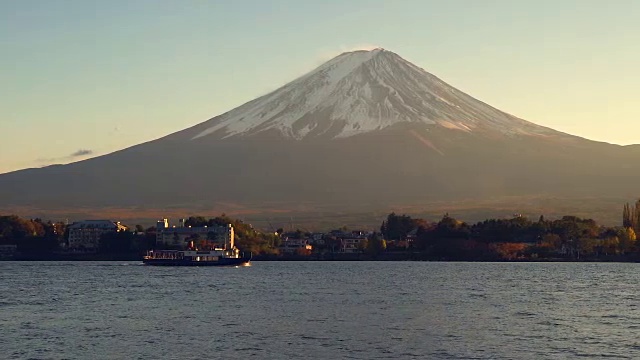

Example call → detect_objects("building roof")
158 225 229 234
69 220 126 229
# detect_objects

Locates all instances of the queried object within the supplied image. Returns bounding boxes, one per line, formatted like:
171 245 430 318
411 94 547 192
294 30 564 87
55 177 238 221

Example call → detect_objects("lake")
1 261 639 359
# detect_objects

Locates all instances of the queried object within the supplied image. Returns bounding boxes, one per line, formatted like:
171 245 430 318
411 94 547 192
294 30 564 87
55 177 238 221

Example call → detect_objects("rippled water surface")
1 261 639 359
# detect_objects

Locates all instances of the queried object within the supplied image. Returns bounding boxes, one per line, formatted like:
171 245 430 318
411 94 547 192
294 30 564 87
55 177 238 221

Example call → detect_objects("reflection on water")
1 261 639 359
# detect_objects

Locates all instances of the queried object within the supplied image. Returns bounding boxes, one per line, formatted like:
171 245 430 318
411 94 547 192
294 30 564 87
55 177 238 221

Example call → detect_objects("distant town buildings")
278 238 312 255
68 220 128 251
275 230 376 255
336 231 370 253
155 218 234 250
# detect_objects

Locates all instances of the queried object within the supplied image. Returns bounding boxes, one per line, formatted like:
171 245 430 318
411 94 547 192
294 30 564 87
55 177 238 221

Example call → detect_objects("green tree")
366 232 387 256
635 199 640 234
602 236 620 256
623 203 633 228
541 233 562 249
623 200 640 231
618 227 636 254
185 216 208 227
381 213 418 240
577 237 598 258
357 238 368 253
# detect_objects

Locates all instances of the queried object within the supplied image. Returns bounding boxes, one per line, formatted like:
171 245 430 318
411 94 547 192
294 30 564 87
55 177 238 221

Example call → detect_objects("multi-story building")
278 238 312 255
68 220 128 251
341 237 365 253
309 233 325 246
155 219 234 250
339 231 370 253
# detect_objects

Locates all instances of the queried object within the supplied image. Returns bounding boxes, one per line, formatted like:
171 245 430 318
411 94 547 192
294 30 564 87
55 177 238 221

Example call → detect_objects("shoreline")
4 252 639 263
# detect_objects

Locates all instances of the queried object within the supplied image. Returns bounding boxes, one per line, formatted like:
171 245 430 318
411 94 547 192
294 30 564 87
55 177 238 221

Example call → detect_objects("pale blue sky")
1 0 639 173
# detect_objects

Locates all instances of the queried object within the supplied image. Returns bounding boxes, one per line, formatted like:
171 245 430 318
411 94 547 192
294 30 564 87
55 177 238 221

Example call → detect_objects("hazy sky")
1 0 639 174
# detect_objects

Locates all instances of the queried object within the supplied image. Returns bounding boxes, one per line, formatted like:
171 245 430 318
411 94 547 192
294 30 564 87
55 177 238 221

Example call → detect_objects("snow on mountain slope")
192 48 558 140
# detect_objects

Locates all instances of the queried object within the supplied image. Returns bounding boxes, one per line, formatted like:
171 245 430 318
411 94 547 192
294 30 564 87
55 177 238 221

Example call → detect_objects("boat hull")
143 257 251 267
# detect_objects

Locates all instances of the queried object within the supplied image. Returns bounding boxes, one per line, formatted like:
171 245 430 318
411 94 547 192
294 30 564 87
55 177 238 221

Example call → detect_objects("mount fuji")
1 49 638 222
189 48 555 140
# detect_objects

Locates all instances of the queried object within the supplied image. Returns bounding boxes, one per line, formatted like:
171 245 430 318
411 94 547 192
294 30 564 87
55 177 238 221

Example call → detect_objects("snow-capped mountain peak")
192 48 554 140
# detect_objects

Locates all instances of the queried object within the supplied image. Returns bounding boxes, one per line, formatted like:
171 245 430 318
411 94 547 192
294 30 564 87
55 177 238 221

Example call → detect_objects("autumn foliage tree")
623 199 640 234
381 212 422 240
366 232 387 256
0 215 65 252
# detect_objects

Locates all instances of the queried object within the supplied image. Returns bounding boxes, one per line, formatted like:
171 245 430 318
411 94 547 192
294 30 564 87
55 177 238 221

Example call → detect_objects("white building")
309 233 325 246
155 219 235 250
279 238 312 254
339 231 370 253
68 220 128 251
341 237 365 253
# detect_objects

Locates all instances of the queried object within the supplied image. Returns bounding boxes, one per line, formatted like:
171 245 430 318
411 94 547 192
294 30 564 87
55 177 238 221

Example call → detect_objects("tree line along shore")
1 199 640 262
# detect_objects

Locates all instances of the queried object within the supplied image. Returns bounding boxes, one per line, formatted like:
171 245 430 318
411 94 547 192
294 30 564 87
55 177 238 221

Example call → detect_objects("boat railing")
146 250 183 260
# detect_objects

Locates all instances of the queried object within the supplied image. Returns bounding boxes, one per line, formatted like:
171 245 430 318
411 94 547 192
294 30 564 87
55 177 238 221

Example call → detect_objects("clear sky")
1 0 638 174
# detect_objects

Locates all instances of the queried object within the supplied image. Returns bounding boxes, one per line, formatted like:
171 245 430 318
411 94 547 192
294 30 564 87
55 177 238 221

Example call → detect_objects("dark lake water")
1 261 639 359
